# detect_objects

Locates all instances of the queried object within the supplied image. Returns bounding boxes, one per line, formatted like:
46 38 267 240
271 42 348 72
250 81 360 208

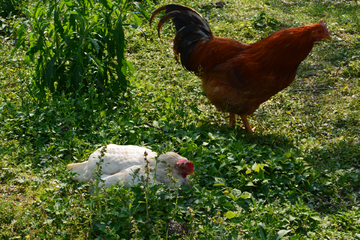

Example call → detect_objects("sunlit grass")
1 0 359 239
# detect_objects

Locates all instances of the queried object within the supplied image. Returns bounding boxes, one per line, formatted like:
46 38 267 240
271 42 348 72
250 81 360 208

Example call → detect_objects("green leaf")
240 193 251 199
225 211 236 219
45 56 56 92
235 165 243 171
228 194 236 200
214 177 226 186
132 12 142 26
252 162 258 171
126 60 135 75
99 0 113 10
133 2 150 21
257 168 265 179
54 7 64 35
87 37 100 54
70 65 83 91
213 182 226 187
230 188 242 201
271 230 291 240
220 199 234 208
253 163 265 173
246 181 254 187
310 215 322 221
113 13 127 92
208 132 215 139
248 144 256 150
241 192 251 199
258 223 267 240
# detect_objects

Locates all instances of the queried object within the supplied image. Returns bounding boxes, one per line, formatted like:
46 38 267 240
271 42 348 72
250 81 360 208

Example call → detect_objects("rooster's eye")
318 30 321 33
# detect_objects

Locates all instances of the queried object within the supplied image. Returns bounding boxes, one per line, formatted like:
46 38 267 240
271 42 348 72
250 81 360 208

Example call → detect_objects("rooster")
150 4 331 132
67 144 194 188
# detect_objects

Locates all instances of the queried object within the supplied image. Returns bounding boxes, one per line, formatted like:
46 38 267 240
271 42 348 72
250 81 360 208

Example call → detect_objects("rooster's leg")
240 115 255 133
227 113 236 128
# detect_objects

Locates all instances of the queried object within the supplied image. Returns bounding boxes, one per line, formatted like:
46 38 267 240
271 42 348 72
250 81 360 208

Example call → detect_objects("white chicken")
67 144 194 188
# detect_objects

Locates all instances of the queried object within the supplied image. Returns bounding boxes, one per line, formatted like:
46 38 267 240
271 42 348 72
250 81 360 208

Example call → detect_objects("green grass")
1 0 360 239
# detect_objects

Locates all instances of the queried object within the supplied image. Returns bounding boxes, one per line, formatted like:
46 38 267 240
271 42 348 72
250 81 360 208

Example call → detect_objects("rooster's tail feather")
150 4 213 71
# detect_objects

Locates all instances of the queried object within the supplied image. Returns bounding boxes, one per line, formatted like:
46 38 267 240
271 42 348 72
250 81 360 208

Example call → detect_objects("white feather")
67 144 192 188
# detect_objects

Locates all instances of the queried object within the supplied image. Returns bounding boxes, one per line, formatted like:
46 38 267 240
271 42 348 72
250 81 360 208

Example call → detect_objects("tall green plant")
12 0 148 98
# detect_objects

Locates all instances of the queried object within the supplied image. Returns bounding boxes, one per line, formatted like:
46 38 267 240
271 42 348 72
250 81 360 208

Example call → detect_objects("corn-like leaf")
45 56 56 92
132 12 142 26
258 223 267 239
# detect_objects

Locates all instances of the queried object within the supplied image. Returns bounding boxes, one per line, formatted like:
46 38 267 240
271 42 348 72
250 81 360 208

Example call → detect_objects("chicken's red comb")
177 159 194 172
319 21 328 31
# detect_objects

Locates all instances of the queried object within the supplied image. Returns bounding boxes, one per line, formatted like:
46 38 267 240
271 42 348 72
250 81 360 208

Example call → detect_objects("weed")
11 0 150 99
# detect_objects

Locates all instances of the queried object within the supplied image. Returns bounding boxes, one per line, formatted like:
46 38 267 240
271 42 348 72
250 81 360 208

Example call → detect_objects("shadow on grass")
305 139 360 170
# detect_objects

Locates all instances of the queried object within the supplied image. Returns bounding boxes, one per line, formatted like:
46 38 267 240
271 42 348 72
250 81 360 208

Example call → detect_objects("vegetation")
12 0 145 97
1 0 359 239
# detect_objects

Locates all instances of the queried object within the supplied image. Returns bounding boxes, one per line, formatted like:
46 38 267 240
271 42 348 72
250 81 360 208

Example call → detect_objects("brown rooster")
150 4 331 132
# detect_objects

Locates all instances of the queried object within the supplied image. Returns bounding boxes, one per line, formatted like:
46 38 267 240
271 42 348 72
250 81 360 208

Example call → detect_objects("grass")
1 0 360 239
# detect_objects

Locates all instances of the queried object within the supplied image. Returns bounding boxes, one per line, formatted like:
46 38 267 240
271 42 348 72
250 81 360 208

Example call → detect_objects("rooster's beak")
324 33 331 40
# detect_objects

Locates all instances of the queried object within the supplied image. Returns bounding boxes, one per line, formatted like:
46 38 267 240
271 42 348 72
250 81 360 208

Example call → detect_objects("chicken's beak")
324 33 331 40
182 168 194 177
182 172 193 178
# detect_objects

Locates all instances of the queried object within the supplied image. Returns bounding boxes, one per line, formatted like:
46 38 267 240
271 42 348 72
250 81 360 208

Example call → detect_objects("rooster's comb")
319 21 329 31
